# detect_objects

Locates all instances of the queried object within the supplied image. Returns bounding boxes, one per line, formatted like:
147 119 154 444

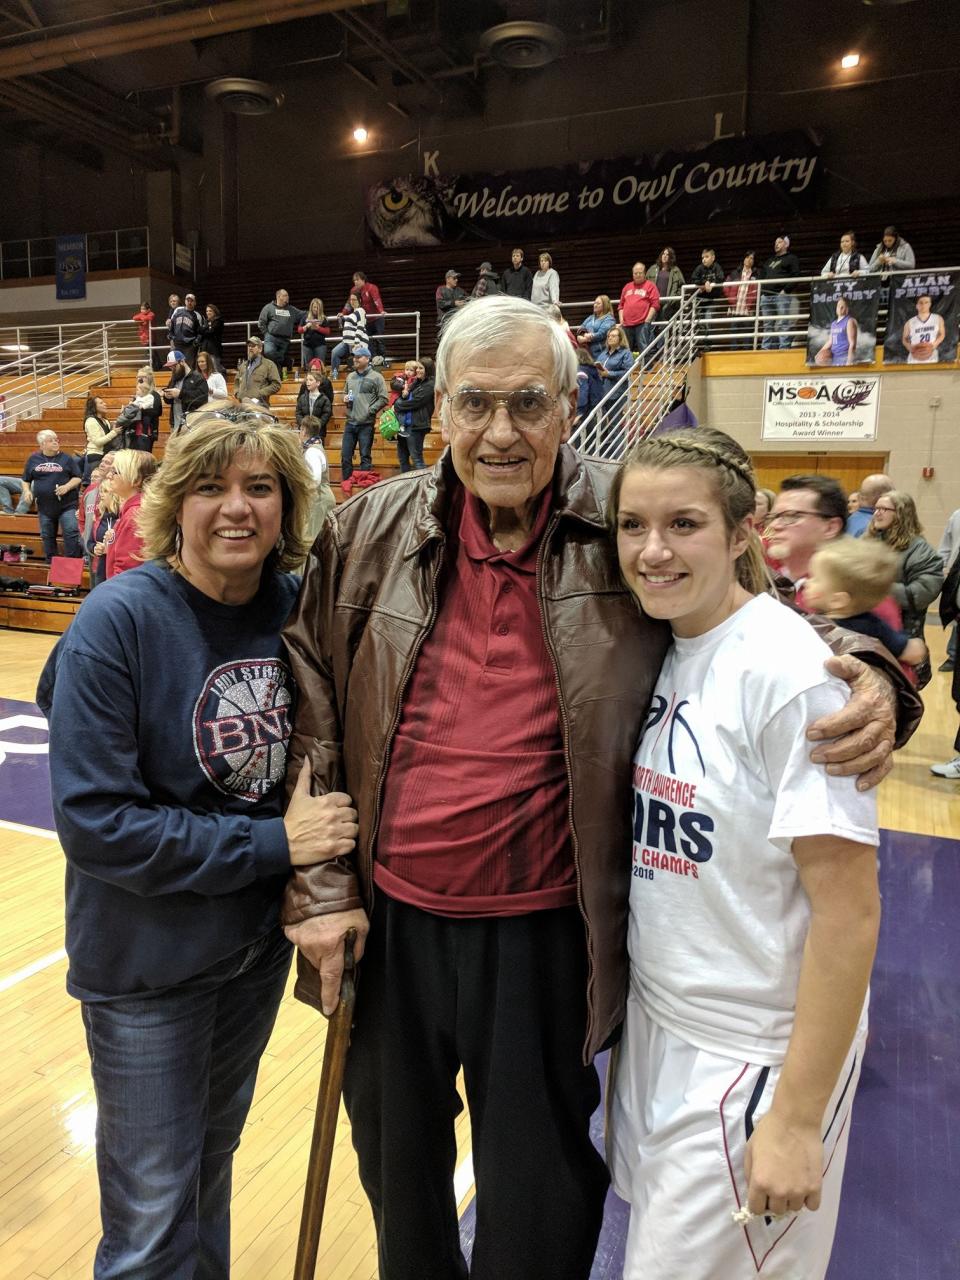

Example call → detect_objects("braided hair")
608 426 774 596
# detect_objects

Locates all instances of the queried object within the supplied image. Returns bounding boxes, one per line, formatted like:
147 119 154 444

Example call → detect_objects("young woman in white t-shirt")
608 427 881 1280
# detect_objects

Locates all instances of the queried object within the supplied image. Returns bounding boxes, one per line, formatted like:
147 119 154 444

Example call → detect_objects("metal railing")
568 292 698 460
0 324 124 433
150 311 423 367
0 227 150 280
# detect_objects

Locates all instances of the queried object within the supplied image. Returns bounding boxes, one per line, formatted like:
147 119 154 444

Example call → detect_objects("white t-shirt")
628 592 877 1065
303 442 328 485
905 313 942 362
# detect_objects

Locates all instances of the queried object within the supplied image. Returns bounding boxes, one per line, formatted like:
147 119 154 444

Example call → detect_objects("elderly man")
234 335 281 405
20 429 83 560
281 296 918 1280
847 472 894 537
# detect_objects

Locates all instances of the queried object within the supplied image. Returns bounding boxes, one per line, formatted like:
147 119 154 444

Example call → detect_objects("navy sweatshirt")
37 561 300 1001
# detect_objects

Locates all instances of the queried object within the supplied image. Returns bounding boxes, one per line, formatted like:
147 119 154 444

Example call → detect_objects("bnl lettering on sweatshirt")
203 706 292 758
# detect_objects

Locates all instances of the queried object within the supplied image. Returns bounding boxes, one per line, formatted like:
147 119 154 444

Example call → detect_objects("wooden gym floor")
0 627 956 1277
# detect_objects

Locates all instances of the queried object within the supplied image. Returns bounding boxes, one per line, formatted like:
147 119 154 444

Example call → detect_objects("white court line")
0 947 67 993
454 1152 475 1206
0 817 59 840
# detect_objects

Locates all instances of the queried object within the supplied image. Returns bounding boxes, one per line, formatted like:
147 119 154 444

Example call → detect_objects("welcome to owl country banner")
365 130 821 248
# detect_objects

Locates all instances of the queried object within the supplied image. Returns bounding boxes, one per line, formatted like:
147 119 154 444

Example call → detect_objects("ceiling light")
353 126 368 143
841 53 861 69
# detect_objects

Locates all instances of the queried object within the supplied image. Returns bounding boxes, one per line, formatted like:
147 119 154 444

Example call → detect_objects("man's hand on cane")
285 911 369 1015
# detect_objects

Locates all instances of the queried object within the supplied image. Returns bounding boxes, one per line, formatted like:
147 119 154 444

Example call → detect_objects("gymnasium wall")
690 364 959 543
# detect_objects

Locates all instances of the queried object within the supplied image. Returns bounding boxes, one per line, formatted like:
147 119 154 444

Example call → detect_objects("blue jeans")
301 339 327 370
263 336 289 369
38 506 82 560
330 340 352 376
761 292 795 349
0 475 31 513
342 419 374 478
81 928 291 1280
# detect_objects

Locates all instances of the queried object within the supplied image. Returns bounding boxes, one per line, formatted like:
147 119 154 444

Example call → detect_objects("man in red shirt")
350 270 386 361
617 261 661 358
280 298 911 1280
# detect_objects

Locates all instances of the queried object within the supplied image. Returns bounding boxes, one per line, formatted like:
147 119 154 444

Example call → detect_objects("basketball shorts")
608 996 867 1279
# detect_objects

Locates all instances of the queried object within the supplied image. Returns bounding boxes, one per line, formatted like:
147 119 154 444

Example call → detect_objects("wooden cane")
292 928 358 1280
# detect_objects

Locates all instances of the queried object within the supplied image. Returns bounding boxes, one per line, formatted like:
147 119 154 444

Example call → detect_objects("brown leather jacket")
281 446 921 1063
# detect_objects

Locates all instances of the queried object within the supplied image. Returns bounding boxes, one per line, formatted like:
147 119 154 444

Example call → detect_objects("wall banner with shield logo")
55 234 86 301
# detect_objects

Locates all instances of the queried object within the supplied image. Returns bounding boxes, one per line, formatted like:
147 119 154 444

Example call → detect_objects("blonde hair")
810 537 898 613
137 365 155 388
595 294 613 317
138 416 316 573
307 297 325 320
111 449 159 490
866 489 922 552
608 426 772 595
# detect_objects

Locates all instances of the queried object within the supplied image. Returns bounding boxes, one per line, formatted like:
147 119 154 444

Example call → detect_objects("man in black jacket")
499 248 533 299
760 236 802 350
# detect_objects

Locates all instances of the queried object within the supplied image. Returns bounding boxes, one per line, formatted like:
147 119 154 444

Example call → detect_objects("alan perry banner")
365 130 821 247
762 376 881 442
882 271 960 365
806 275 882 368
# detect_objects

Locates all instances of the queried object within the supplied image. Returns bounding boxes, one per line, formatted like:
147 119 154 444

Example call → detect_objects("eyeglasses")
766 509 832 527
873 504 896 513
444 388 562 433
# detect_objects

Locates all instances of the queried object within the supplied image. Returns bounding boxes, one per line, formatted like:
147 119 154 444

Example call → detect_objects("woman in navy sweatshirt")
38 410 359 1280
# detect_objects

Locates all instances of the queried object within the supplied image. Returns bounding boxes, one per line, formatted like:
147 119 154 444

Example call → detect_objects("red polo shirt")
374 487 577 917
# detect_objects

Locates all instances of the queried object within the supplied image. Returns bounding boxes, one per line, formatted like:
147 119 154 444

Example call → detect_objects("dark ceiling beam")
0 0 383 80
333 9 443 99
16 0 40 26
0 3 34 31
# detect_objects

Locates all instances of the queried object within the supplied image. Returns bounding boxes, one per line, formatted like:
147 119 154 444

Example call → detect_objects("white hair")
37 429 58 444
435 295 577 420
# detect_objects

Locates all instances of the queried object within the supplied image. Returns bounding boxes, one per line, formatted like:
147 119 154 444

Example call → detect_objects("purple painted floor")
460 828 960 1277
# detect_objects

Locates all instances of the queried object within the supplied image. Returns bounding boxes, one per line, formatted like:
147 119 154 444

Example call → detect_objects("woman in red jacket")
105 449 160 578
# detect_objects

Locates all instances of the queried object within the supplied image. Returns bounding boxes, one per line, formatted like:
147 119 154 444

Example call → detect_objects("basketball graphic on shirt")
192 659 294 802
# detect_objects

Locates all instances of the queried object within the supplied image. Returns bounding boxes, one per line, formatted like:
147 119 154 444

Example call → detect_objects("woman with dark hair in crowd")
867 490 944 688
82 395 120 484
867 226 915 274
38 411 352 1280
331 292 368 378
196 349 229 400
105 449 160 578
394 355 435 472
199 303 225 364
647 248 685 321
724 251 760 349
299 298 331 374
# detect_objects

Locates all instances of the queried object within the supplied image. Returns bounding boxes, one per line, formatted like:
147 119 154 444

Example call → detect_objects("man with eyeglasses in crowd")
279 296 919 1280
767 474 904 633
